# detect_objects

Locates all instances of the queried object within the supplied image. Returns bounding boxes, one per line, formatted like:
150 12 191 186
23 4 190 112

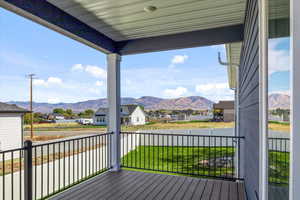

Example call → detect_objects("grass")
121 146 235 179
24 122 106 131
269 151 289 185
268 122 290 132
24 135 66 141
122 121 234 132
0 142 107 176
25 121 290 133
122 146 289 184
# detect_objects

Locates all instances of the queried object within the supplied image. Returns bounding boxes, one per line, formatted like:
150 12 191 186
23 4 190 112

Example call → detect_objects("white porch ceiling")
47 0 246 41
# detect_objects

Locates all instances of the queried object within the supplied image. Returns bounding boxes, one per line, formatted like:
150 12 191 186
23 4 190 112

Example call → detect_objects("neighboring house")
94 105 146 126
170 114 187 121
213 101 235 122
0 103 30 151
269 113 290 122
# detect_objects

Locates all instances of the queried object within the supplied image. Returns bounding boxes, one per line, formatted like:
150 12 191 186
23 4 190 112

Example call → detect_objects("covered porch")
0 0 298 200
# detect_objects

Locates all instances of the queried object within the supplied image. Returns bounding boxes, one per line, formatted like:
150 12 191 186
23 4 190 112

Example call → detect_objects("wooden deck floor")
50 170 246 200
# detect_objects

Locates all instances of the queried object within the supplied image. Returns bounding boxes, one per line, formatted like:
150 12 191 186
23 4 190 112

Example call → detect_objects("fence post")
24 140 33 200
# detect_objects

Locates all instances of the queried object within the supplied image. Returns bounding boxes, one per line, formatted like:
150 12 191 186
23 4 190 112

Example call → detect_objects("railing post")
24 140 33 200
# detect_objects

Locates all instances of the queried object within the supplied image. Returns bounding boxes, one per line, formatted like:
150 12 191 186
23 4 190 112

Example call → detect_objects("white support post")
259 0 269 198
290 0 300 199
107 53 121 171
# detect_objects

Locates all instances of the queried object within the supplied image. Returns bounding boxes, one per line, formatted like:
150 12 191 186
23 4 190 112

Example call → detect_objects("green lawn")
269 151 289 185
121 146 289 184
121 146 236 179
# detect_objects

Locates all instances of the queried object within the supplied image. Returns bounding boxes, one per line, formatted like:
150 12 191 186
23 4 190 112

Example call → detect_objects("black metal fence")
0 133 112 200
268 137 289 185
0 146 25 200
0 132 290 200
120 132 244 181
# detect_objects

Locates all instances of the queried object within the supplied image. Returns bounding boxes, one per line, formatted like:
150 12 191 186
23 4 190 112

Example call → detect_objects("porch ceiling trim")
117 24 244 55
0 0 245 55
0 0 116 54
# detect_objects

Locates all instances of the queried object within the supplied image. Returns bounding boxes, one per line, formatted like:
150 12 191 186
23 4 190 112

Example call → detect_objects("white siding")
130 107 146 125
0 113 23 151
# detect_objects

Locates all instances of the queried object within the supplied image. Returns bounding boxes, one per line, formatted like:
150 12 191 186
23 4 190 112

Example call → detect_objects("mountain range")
6 93 290 113
7 96 215 113
268 93 290 109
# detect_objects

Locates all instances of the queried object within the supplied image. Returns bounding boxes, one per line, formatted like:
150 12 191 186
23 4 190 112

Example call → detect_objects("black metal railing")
0 146 25 200
120 132 244 181
268 137 289 185
0 131 290 200
0 133 112 200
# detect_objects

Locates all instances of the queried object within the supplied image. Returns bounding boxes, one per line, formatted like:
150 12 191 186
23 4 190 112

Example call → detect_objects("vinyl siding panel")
239 0 259 199
0 113 23 151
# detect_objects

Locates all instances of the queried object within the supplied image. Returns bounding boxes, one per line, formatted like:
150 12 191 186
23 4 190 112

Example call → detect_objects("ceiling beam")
116 24 244 55
0 0 116 54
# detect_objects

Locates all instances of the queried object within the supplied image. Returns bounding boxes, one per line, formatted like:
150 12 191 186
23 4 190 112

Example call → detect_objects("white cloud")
95 81 104 86
47 77 62 84
169 55 189 68
172 55 188 64
47 98 60 104
163 87 188 98
268 39 290 74
195 83 228 92
85 66 107 79
71 64 84 71
33 79 47 86
195 83 233 101
72 64 107 79
33 77 63 87
88 88 101 94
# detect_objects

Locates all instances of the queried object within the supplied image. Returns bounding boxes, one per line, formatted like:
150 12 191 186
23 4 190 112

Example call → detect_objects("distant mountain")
7 96 214 113
269 93 290 109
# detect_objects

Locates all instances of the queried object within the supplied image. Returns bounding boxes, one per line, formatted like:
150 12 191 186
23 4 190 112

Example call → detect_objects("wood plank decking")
50 170 246 200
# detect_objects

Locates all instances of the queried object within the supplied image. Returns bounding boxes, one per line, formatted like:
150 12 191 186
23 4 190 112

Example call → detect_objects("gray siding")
239 0 259 199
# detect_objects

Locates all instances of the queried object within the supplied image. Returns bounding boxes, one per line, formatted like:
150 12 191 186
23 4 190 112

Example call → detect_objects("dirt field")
23 121 289 141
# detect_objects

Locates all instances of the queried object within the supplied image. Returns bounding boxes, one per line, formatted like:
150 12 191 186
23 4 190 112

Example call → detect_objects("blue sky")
0 8 290 104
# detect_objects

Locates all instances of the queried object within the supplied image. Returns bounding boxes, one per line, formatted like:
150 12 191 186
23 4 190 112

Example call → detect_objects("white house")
94 105 146 126
0 103 30 151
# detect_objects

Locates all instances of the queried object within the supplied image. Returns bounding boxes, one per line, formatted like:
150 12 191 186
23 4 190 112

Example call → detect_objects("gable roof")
95 105 144 116
0 102 30 113
213 101 234 110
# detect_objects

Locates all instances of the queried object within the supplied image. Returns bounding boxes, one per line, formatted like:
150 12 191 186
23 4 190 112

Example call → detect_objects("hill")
7 96 214 113
269 93 290 109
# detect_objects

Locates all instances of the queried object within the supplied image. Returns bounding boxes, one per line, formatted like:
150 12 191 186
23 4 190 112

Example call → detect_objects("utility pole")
27 74 36 139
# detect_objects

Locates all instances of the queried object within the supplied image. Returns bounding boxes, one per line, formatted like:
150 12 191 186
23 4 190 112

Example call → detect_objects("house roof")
0 102 30 113
95 105 144 116
213 101 234 110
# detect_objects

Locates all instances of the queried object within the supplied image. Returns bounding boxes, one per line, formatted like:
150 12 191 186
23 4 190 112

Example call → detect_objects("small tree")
84 109 94 117
53 108 65 114
78 109 95 118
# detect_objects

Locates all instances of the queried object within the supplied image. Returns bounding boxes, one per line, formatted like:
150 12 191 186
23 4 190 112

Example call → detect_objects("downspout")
218 52 242 179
